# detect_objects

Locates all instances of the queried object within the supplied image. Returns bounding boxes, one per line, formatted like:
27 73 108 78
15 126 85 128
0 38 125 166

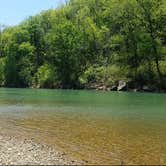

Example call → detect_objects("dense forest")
0 0 165 91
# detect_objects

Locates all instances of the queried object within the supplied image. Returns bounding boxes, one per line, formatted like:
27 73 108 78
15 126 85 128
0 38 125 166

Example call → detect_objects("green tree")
136 0 166 87
4 51 17 87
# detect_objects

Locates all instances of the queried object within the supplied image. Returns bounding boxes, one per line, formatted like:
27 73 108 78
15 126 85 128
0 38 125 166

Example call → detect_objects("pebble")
0 135 83 165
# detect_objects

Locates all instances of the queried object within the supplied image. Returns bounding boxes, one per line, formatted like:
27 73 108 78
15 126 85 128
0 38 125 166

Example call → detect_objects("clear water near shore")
0 88 166 164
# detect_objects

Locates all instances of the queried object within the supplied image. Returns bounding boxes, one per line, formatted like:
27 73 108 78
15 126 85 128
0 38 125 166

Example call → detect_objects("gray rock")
142 85 152 92
111 85 117 91
117 80 127 91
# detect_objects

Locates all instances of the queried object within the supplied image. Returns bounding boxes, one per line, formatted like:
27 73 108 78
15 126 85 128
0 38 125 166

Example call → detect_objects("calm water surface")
0 88 166 164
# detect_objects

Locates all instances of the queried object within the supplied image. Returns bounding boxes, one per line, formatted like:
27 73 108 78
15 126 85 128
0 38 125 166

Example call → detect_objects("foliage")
79 65 129 87
32 64 57 88
0 0 165 90
0 58 5 86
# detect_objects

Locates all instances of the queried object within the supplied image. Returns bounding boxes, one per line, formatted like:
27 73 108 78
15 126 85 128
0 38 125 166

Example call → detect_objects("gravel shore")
0 135 82 165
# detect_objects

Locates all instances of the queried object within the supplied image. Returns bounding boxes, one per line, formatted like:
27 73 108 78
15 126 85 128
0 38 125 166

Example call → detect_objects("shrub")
33 64 58 88
79 64 129 87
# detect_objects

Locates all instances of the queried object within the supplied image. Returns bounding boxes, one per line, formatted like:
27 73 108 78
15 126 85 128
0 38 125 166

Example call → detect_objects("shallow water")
0 88 166 164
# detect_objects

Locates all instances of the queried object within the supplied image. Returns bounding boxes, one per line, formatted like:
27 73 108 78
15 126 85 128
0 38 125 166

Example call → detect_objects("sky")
0 0 65 26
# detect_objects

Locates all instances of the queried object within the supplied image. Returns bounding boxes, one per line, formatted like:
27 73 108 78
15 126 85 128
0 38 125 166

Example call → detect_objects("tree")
136 0 166 87
4 51 17 87
0 0 165 91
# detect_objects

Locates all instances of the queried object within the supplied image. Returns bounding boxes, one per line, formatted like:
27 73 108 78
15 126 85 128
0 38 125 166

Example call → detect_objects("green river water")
0 88 166 164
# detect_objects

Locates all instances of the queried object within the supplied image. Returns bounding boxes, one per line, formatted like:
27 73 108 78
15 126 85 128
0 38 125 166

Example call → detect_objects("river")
0 88 166 164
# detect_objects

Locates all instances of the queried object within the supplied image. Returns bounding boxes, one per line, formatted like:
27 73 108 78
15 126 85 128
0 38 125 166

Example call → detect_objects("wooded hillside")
0 0 165 91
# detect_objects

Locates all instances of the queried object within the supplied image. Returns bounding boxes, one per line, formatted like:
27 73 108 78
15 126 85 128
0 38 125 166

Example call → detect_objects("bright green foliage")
33 64 57 88
17 42 34 87
0 0 165 90
79 64 129 87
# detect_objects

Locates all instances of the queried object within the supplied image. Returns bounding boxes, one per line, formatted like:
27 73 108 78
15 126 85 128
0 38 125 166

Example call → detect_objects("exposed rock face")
117 80 127 91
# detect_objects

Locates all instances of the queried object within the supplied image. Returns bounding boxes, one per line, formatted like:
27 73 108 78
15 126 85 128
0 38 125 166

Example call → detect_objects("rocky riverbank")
85 80 166 93
0 135 82 165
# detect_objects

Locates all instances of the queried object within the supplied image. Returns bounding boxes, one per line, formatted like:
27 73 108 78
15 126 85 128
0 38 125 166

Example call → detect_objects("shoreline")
0 86 166 93
0 135 83 165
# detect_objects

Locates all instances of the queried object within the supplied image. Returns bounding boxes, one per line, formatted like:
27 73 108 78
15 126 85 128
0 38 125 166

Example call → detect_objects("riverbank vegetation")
0 0 165 91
